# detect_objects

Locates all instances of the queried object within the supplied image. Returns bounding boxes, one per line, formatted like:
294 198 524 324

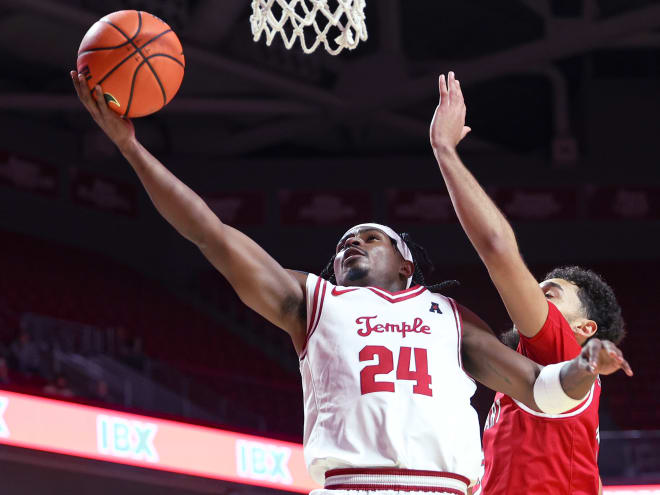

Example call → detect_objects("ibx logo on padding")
236 439 292 485
96 414 159 463
0 396 9 438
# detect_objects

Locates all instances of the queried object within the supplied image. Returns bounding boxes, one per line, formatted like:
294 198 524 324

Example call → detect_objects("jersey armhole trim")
449 298 475 384
300 278 328 360
306 276 323 335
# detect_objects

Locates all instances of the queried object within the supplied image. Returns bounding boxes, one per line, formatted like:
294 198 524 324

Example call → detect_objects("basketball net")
250 0 368 55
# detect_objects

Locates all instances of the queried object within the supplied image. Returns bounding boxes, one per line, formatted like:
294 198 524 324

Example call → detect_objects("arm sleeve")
517 301 582 365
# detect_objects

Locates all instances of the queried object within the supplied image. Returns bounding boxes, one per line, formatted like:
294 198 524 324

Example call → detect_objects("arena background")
0 0 659 493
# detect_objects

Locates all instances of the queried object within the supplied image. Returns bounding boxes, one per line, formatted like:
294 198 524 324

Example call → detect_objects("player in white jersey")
71 71 632 495
301 269 481 489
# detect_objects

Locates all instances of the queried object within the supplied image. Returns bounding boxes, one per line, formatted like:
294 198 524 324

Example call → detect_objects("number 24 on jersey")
359 345 432 396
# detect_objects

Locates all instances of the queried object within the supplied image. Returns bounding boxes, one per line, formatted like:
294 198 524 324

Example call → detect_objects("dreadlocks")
320 231 458 293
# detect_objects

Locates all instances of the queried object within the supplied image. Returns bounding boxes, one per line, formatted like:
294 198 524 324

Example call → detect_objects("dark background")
0 0 659 492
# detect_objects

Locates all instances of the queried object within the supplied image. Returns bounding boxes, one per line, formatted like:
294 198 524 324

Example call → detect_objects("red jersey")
480 301 601 495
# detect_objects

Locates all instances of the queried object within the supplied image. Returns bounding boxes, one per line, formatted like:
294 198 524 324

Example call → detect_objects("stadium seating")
0 231 301 436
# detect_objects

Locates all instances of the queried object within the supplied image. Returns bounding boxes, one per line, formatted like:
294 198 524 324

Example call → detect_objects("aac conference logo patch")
0 396 8 438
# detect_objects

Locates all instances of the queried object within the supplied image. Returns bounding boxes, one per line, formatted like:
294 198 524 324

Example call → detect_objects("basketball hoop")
250 0 368 55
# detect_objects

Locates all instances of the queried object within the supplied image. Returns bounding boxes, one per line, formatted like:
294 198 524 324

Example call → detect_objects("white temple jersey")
299 274 483 485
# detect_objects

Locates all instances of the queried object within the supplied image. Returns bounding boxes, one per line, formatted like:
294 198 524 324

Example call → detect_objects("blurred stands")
0 230 302 437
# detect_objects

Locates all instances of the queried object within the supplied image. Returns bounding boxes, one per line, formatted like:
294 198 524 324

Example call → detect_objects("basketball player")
430 71 626 494
71 71 632 495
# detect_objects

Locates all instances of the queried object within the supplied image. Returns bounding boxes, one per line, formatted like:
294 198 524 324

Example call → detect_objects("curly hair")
319 231 458 293
544 266 625 345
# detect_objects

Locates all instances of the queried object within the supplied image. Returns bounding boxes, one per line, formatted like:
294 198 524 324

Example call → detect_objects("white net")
250 0 368 55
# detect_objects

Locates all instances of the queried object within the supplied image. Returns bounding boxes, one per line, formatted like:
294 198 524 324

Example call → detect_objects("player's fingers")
455 78 465 103
621 358 634 376
603 341 624 361
75 73 102 118
93 85 105 107
446 72 454 103
587 339 602 373
448 71 456 100
72 72 90 102
78 77 99 113
607 347 623 362
70 71 84 100
608 351 624 365
603 340 619 355
439 74 449 105
461 126 471 139
92 85 114 118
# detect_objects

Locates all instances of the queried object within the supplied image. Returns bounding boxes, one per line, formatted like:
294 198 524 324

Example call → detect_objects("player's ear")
400 260 414 280
574 319 598 340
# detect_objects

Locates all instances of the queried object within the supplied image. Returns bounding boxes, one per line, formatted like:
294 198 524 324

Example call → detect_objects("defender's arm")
72 72 307 351
459 305 632 411
430 72 548 338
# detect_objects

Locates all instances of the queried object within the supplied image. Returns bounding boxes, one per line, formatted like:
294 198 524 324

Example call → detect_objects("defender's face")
540 278 585 325
333 228 403 287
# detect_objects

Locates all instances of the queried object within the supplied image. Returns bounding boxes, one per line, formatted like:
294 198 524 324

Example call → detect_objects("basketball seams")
98 50 140 86
123 59 146 117
101 9 141 43
78 11 139 57
139 54 185 113
123 53 184 117
78 40 132 57
141 61 167 106
96 28 175 86
102 11 168 106
135 12 167 106
130 10 143 39
146 53 185 68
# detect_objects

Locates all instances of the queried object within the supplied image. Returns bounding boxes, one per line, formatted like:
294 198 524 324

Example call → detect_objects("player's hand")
429 71 471 150
70 70 135 151
579 338 633 377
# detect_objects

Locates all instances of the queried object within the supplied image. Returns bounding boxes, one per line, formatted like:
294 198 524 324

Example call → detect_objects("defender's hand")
430 71 471 150
580 338 633 377
70 70 135 151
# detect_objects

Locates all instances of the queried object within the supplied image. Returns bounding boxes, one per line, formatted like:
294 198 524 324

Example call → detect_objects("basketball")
76 10 185 118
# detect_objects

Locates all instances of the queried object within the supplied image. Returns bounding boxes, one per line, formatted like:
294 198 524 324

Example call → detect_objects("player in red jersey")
71 70 632 495
430 71 626 494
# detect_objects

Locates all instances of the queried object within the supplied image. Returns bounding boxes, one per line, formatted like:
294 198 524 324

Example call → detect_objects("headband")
340 223 414 288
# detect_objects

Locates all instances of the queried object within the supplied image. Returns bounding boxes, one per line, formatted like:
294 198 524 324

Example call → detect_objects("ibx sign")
96 414 158 463
0 396 8 438
236 439 292 485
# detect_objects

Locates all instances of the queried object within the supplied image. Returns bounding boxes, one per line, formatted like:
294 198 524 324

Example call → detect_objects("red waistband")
324 468 470 494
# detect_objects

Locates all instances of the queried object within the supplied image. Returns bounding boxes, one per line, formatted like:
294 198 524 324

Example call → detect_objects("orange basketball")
77 10 185 118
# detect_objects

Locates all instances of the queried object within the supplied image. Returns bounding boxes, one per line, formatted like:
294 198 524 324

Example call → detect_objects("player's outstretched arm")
71 72 307 350
430 72 548 338
459 305 632 412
